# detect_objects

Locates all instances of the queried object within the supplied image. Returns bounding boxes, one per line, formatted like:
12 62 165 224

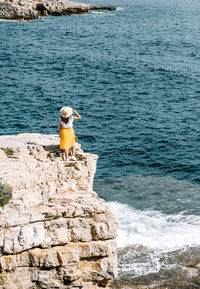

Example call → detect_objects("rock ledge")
0 133 117 289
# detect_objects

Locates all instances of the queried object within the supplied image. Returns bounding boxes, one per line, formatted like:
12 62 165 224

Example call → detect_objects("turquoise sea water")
1 0 200 285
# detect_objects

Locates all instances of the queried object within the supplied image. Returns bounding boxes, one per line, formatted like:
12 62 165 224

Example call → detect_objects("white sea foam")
0 19 18 22
91 11 106 14
109 201 200 251
116 7 124 11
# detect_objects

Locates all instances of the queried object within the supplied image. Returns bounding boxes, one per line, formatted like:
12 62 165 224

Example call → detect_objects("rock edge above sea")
0 133 118 289
0 0 116 20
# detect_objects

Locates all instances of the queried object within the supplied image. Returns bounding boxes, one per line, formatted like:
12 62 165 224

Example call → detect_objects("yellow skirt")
60 128 75 149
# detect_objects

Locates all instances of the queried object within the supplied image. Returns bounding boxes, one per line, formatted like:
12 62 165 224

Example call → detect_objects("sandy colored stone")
0 133 117 289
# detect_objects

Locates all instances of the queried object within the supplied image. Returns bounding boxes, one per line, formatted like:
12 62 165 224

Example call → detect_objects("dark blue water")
1 0 200 182
1 0 200 281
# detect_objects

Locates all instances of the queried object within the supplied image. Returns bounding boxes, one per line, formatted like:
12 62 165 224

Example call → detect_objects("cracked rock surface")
0 133 117 289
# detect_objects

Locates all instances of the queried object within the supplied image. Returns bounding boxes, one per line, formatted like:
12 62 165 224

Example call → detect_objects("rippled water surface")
1 0 200 284
1 0 200 181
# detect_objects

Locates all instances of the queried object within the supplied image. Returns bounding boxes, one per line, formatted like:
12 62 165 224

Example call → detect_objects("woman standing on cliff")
59 106 81 162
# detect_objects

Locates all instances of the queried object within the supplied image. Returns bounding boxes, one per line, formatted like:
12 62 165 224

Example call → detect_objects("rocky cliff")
0 133 117 289
0 0 116 20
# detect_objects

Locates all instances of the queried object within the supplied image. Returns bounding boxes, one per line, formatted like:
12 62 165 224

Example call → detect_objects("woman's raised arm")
73 109 81 120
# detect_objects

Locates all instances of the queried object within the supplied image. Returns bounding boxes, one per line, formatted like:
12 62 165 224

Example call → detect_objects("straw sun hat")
60 106 73 118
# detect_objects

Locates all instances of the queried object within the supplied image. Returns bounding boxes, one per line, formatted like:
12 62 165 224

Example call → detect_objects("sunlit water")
1 0 200 284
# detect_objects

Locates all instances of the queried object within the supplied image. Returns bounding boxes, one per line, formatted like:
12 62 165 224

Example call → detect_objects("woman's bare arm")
59 121 62 136
73 110 81 120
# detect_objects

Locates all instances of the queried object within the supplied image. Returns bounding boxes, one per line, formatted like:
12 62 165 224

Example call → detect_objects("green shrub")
65 162 80 171
0 183 12 207
75 153 86 161
53 215 61 220
47 153 52 158
1 147 14 156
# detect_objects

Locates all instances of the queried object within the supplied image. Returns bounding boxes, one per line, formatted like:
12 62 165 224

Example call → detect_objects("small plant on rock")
53 215 61 220
1 147 14 156
0 183 12 207
65 162 80 171
47 152 52 158
75 153 86 161
47 152 54 161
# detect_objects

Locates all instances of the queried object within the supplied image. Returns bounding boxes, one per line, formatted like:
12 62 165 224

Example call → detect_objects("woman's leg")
64 149 68 159
72 146 75 157
71 147 77 161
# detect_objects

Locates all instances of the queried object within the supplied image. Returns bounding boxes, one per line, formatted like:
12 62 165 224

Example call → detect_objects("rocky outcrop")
0 133 117 289
0 0 116 20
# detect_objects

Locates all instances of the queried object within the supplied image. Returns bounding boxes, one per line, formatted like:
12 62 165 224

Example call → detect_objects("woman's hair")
61 116 70 124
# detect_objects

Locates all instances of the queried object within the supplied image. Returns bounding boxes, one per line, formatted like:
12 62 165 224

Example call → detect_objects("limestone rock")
0 133 117 288
0 0 116 21
0 1 38 20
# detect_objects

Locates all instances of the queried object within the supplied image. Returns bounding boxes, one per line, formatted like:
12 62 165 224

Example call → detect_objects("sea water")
0 0 200 286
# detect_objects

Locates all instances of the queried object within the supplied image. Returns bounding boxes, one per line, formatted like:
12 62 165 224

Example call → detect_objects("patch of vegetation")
77 199 84 204
47 215 61 221
27 146 33 155
47 152 54 161
75 153 86 161
0 183 12 207
53 215 61 220
75 136 78 142
48 197 52 202
65 162 80 171
75 153 88 166
34 156 43 162
1 147 14 156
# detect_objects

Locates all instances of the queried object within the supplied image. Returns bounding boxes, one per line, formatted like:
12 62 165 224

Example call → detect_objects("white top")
60 115 74 128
